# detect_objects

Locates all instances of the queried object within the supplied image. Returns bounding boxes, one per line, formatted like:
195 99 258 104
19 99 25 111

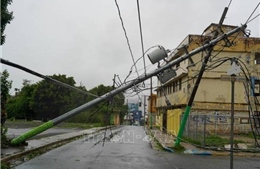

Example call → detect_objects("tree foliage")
86 84 126 125
32 74 83 120
1 0 14 45
1 69 12 138
5 73 127 124
6 80 36 120
1 70 12 107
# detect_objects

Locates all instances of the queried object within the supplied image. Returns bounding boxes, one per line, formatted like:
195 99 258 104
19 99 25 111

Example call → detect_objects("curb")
210 150 260 157
148 129 260 157
184 149 212 155
147 129 174 153
155 137 174 153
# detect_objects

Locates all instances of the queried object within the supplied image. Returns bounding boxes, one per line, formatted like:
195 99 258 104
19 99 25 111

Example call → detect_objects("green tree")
1 69 12 146
87 85 126 125
6 80 36 120
32 74 80 120
1 0 14 45
1 69 12 125
69 84 89 108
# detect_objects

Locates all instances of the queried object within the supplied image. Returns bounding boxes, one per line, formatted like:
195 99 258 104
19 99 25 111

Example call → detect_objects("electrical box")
158 68 177 84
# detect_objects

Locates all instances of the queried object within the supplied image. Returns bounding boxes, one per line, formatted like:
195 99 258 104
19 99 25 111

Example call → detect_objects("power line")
227 0 233 8
0 58 100 98
114 0 139 78
136 0 146 75
247 13 260 24
245 2 260 24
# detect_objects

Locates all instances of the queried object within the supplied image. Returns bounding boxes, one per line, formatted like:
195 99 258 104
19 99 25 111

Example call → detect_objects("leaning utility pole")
174 47 213 146
11 24 246 145
174 7 229 146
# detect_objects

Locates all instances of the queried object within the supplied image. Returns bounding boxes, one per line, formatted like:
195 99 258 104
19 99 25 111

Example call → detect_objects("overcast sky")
1 0 260 99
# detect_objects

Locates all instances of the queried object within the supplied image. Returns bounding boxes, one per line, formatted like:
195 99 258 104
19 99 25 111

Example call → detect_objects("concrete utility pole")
11 24 246 145
174 47 213 146
174 7 230 147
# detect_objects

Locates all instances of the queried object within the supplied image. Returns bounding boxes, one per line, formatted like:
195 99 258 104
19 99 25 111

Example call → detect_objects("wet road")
15 126 260 169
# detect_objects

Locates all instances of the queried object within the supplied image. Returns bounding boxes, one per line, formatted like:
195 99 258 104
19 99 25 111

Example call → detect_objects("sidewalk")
1 127 106 163
149 128 260 157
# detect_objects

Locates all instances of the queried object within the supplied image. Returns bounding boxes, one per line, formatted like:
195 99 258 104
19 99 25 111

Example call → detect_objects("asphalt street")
15 126 260 169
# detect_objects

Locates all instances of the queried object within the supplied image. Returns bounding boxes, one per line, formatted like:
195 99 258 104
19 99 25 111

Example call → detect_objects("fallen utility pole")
11 24 246 145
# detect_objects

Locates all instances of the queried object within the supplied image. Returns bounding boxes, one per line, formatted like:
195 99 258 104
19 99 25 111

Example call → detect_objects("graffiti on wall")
188 111 251 134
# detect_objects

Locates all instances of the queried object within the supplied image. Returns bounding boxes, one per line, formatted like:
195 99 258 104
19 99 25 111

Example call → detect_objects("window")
179 78 182 90
173 81 178 92
158 90 162 97
254 79 260 96
168 85 172 94
254 52 260 64
169 79 183 93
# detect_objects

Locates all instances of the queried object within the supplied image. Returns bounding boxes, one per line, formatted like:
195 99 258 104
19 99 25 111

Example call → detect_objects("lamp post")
221 61 245 169
150 77 153 129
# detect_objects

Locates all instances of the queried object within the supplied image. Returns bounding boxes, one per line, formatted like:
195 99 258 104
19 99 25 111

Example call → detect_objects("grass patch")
173 144 185 153
238 132 260 139
55 122 102 129
205 135 245 147
182 136 202 146
5 120 103 129
1 162 11 169
182 135 246 147
5 120 45 128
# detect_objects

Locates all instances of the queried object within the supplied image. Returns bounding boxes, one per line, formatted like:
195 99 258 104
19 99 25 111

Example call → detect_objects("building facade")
147 94 157 127
156 23 260 135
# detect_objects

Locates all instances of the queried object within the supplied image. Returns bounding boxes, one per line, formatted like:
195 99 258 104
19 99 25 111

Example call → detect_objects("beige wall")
195 79 246 103
156 29 260 113
155 25 260 135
